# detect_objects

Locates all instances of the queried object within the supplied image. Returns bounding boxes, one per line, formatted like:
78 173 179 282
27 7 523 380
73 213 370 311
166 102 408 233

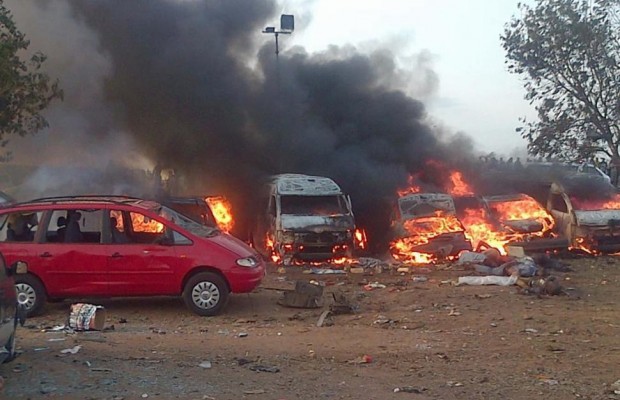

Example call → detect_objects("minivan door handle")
39 252 52 258
111 252 122 258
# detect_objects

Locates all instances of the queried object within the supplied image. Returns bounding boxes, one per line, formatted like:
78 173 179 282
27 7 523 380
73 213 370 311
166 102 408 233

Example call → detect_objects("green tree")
0 0 62 158
502 0 620 166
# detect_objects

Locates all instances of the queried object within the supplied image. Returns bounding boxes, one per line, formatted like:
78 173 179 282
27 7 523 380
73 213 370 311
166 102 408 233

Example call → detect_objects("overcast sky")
281 0 536 156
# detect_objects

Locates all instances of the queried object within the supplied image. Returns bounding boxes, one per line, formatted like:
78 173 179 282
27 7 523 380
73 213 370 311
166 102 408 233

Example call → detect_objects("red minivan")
0 196 265 317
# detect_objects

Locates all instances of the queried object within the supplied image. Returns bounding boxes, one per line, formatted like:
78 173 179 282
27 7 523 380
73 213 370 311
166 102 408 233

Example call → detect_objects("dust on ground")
1 255 619 400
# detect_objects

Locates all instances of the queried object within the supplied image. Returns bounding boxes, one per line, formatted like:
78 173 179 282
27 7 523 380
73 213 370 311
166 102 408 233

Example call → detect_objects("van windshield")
280 195 348 216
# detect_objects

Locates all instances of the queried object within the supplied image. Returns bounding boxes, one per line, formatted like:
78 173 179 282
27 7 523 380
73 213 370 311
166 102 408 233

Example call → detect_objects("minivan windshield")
157 206 219 237
280 195 348 216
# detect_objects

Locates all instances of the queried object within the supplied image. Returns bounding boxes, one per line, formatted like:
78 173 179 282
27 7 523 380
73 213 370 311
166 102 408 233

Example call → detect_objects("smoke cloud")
4 0 477 250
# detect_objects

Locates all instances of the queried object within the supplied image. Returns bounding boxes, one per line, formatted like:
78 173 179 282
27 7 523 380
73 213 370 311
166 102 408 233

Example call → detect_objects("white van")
252 174 356 265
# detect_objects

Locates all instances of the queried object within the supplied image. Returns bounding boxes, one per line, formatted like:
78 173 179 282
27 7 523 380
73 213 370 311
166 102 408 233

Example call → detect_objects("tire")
15 274 47 317
182 272 229 316
2 332 16 363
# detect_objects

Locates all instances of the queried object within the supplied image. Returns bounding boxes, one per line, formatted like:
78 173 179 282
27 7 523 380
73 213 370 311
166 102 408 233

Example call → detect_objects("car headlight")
236 256 259 268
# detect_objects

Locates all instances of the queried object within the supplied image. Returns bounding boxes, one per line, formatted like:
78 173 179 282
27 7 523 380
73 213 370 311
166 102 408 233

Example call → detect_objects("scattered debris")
278 281 324 308
60 345 82 355
68 303 106 331
363 282 386 291
330 292 358 314
611 379 620 395
307 267 346 275
199 361 212 369
249 364 280 373
347 354 372 364
393 386 425 393
457 275 518 286
316 310 333 327
243 389 266 395
238 332 248 338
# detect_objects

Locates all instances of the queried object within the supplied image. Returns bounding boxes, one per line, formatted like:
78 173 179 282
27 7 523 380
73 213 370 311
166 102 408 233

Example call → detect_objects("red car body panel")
0 198 264 302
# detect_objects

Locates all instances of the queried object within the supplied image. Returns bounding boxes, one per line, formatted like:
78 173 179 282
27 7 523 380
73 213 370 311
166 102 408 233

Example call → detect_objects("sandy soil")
1 255 619 400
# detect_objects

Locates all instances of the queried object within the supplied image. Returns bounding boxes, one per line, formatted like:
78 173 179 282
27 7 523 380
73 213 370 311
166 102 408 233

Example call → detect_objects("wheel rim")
191 281 220 310
15 283 36 311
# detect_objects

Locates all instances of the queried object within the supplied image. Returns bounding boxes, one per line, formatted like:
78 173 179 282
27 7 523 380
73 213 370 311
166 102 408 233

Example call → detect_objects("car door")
0 210 41 284
106 209 178 296
548 192 572 240
35 208 109 297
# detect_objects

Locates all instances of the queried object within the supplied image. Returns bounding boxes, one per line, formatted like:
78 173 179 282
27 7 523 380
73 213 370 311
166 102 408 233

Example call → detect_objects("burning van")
548 176 620 253
252 174 356 265
390 193 472 263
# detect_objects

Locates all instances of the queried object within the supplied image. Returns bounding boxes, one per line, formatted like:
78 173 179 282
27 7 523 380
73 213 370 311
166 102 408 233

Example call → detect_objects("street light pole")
262 15 294 172
262 14 294 61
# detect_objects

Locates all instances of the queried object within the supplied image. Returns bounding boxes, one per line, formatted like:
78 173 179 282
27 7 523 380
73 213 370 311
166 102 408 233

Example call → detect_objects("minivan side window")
46 209 104 244
129 211 166 244
0 211 43 242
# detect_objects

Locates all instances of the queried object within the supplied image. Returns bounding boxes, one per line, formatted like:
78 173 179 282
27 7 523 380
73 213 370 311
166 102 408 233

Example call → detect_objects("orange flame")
130 212 164 233
205 196 234 232
398 175 422 197
390 211 466 264
354 228 368 250
488 195 554 233
459 207 507 252
448 171 474 196
571 194 620 210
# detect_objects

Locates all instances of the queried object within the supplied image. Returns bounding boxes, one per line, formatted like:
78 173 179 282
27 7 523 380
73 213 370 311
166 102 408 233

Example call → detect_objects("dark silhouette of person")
110 217 129 243
6 223 16 241
56 216 67 242
65 212 83 243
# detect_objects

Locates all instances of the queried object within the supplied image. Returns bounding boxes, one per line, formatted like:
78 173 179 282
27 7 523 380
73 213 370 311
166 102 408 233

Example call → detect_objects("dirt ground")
1 255 619 400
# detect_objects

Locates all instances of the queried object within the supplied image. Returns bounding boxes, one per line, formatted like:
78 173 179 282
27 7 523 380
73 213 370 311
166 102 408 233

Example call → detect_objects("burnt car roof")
552 175 617 197
7 195 162 211
397 193 456 219
271 174 343 196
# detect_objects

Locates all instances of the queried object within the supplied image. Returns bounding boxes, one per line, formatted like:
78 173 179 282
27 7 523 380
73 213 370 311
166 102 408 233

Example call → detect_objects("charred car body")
453 192 564 253
390 193 472 262
253 174 356 265
548 176 620 253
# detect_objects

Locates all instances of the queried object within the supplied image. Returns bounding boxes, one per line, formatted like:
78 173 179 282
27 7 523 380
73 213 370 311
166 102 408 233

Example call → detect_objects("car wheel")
2 332 16 363
183 272 229 316
15 274 47 317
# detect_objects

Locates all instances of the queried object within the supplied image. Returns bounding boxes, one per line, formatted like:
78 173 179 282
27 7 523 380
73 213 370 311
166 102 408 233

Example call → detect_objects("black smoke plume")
6 0 476 252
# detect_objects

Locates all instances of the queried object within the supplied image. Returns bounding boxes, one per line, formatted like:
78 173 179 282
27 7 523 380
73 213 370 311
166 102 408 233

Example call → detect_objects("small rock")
199 361 212 369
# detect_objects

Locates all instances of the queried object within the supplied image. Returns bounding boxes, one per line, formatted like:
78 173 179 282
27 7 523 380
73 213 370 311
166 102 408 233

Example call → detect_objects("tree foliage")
0 0 62 155
502 0 620 163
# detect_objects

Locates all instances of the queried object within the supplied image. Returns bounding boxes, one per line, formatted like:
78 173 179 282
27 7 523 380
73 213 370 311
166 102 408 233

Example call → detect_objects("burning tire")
182 272 229 316
15 274 47 317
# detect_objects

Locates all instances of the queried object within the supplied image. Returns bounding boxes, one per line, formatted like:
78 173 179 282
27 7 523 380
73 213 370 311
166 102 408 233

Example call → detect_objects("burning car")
456 193 564 253
160 196 218 228
161 195 235 233
548 176 620 253
390 192 472 263
252 174 357 265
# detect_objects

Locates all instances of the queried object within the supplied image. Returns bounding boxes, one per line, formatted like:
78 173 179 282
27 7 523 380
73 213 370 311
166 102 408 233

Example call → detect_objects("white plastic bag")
457 275 518 286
